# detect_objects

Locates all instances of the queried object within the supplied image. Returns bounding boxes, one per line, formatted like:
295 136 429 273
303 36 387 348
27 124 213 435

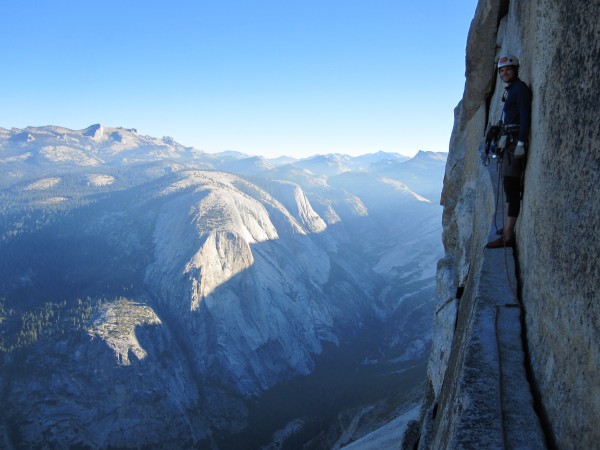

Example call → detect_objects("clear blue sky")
1 0 477 158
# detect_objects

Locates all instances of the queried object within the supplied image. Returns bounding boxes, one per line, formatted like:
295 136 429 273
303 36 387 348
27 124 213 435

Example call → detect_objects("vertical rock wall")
518 1 600 448
416 0 600 448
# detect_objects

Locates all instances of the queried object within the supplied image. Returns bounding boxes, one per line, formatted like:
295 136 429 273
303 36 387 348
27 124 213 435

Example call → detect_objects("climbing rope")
494 155 520 304
494 159 503 234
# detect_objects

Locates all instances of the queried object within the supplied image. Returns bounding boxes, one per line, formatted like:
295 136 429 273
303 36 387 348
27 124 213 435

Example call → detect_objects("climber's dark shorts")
503 176 522 217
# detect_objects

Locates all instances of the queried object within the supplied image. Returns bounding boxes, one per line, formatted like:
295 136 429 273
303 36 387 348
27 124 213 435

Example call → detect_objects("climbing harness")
484 123 503 166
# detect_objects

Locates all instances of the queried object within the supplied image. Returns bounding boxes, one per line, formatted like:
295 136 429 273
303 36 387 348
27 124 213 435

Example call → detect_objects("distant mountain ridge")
0 123 445 195
0 124 432 168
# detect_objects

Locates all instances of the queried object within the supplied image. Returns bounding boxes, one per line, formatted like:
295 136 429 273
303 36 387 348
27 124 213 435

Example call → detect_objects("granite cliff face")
413 0 600 449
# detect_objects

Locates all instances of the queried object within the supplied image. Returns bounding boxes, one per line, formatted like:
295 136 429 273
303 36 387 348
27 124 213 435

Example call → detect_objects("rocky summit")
0 125 446 448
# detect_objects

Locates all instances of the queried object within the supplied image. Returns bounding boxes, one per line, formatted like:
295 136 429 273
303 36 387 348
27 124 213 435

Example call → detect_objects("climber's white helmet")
497 55 519 69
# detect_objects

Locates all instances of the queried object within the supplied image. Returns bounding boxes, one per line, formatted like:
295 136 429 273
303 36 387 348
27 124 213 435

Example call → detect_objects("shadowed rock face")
420 0 600 448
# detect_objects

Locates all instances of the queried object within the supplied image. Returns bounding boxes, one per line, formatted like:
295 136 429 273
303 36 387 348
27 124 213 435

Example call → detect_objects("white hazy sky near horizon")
1 0 477 159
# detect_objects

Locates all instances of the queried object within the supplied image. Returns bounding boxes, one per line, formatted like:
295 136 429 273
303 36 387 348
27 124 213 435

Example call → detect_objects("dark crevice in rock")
400 420 421 450
498 0 510 23
513 250 558 450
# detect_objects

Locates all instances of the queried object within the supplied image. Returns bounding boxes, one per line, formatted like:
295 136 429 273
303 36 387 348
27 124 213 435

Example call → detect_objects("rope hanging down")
493 153 520 304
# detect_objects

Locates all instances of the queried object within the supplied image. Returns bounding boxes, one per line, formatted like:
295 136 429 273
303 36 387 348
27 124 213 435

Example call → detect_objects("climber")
486 55 532 248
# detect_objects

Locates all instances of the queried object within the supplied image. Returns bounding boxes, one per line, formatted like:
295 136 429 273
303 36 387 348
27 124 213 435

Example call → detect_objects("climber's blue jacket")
503 78 532 143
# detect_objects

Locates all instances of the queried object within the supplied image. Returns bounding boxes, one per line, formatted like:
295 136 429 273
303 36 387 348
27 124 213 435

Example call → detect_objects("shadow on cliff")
0 171 441 449
147 203 438 448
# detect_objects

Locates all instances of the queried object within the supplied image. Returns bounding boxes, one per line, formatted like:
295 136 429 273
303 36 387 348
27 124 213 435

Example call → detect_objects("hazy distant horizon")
2 122 448 161
1 1 477 159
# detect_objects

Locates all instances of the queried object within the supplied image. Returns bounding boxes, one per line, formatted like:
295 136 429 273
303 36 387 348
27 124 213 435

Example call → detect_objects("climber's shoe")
485 236 514 248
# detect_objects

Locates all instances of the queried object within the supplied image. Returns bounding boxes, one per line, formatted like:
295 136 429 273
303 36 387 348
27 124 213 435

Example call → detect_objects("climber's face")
499 66 517 84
